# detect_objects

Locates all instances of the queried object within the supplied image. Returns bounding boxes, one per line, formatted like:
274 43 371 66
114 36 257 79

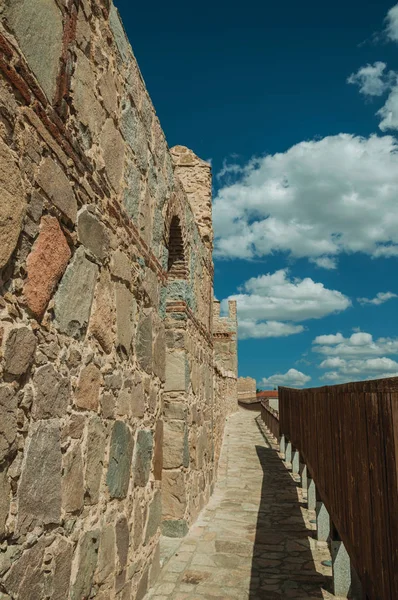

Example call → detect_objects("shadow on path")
249 430 331 599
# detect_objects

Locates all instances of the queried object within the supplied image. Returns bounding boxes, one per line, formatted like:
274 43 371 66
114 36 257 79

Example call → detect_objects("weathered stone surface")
5 0 63 100
109 4 131 62
163 421 188 469
54 246 99 338
164 401 187 421
96 523 115 584
161 519 189 538
121 100 147 172
70 530 100 600
72 48 105 138
17 420 62 534
115 282 136 354
4 327 37 377
24 216 71 319
153 324 166 381
101 118 125 192
165 351 188 392
49 536 73 600
162 470 186 520
111 249 132 282
85 416 106 504
62 442 84 513
136 567 149 600
145 490 161 543
99 70 118 115
89 270 115 354
3 536 52 600
0 138 26 269
32 364 70 419
75 363 101 411
100 391 115 419
0 385 18 463
153 420 163 481
77 207 109 261
107 421 134 498
123 161 141 220
131 373 145 418
37 157 77 223
136 313 153 373
116 515 129 570
0 468 10 538
133 430 153 487
132 501 143 551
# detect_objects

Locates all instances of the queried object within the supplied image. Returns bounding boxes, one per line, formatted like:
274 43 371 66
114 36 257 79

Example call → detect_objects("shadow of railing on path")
249 426 331 599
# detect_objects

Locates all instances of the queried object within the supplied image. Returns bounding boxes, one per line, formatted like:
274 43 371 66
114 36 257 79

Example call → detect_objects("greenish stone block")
183 425 189 469
161 519 189 538
109 4 130 63
134 430 154 487
106 421 134 499
145 491 162 544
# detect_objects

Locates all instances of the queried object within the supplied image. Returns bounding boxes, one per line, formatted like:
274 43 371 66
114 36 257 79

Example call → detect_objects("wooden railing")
260 400 280 440
279 379 398 600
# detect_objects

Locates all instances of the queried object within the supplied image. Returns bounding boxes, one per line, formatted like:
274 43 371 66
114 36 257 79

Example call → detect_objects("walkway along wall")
0 2 237 599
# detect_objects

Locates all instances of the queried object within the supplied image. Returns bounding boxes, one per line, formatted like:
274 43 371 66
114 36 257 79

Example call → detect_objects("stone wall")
0 2 237 599
237 376 257 403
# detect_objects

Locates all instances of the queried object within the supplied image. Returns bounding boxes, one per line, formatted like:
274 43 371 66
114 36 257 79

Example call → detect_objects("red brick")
24 216 71 319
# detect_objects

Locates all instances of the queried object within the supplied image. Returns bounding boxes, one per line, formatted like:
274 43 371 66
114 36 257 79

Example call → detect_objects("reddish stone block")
24 215 71 319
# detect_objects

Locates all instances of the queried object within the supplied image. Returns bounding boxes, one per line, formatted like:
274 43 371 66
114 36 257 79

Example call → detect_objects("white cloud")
377 84 398 131
347 62 389 96
358 291 398 305
213 134 398 262
238 320 304 340
310 256 338 270
221 269 350 340
261 368 311 388
313 331 398 358
385 3 398 42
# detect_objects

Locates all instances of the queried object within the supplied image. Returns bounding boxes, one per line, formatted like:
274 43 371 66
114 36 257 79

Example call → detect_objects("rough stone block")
101 118 126 192
32 364 70 419
145 490 162 543
48 536 73 600
96 523 115 584
164 401 187 421
24 216 71 319
165 351 188 392
89 269 115 354
107 421 134 499
136 567 149 600
133 429 154 487
162 470 186 520
116 515 129 570
109 4 131 63
153 420 163 481
72 48 105 139
111 249 132 282
161 519 189 538
136 313 153 374
0 385 18 463
123 160 141 220
77 207 109 262
75 363 101 411
163 421 188 469
70 530 100 600
115 282 136 355
17 420 62 534
85 416 106 504
4 327 37 377
62 442 84 513
3 536 52 599
153 324 166 381
5 0 63 100
0 468 10 538
99 70 118 115
54 246 99 338
37 157 77 223
120 99 147 172
0 137 26 268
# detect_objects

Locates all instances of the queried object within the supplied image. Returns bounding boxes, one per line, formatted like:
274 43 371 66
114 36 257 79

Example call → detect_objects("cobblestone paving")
145 409 334 600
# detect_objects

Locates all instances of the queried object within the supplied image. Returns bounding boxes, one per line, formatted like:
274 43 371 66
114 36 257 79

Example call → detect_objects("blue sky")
115 0 398 388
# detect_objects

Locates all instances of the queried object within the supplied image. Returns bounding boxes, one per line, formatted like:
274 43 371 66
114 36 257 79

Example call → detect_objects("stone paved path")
145 409 335 600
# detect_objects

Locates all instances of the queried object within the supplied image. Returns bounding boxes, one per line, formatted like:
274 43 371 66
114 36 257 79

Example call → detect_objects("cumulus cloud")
347 62 390 96
313 331 398 358
310 256 338 270
213 134 398 262
358 291 398 305
221 269 350 340
261 369 311 389
385 3 398 42
238 320 304 340
377 84 398 131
